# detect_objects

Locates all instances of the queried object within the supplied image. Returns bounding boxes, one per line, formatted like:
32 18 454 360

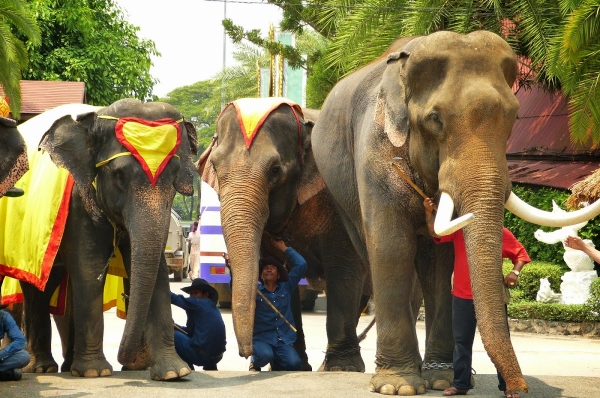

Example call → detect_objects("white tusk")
505 192 600 227
434 192 475 236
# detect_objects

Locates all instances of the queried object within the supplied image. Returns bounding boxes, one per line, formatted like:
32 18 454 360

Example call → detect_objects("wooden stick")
390 161 438 211
174 322 188 335
256 288 297 333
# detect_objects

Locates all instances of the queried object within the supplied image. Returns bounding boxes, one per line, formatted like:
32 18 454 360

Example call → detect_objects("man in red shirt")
424 198 529 398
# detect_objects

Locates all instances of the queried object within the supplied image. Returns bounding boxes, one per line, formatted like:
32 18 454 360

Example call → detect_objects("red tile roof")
0 80 86 117
506 85 600 190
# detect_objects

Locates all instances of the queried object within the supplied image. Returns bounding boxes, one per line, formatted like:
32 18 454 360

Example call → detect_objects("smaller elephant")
1 99 198 380
0 116 28 197
202 97 372 372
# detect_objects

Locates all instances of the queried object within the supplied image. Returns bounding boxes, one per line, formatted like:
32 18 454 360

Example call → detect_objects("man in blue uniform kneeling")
250 238 307 371
171 278 226 371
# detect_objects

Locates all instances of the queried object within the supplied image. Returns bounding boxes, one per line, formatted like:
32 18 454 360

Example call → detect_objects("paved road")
1 279 598 397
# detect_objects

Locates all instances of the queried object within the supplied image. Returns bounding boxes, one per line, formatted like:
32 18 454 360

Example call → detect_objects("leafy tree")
21 0 158 106
0 0 40 118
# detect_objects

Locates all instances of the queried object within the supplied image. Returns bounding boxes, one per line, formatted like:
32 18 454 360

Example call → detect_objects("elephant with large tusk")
311 30 600 395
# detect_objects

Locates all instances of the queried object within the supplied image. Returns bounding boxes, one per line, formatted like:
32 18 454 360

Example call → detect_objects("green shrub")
502 260 563 302
508 301 600 322
586 278 600 314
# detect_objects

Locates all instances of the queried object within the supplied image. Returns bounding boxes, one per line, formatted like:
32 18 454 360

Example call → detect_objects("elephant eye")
271 165 281 175
429 112 440 123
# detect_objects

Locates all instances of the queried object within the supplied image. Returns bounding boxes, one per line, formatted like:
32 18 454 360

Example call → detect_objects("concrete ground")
1 279 598 397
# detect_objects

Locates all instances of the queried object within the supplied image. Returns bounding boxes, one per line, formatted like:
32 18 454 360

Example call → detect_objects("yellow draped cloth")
0 112 127 318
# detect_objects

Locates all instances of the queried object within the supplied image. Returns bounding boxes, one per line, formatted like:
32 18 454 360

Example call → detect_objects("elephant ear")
374 37 423 148
198 134 219 194
39 112 104 221
173 119 198 196
297 108 325 205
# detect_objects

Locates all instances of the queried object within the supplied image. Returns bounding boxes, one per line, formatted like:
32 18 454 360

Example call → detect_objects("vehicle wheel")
173 267 183 282
219 301 231 309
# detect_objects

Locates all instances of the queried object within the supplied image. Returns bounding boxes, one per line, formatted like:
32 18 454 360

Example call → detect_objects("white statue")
533 200 598 304
536 278 562 303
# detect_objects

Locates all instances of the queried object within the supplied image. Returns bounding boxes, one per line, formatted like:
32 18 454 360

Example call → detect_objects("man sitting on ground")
0 304 30 381
170 278 226 371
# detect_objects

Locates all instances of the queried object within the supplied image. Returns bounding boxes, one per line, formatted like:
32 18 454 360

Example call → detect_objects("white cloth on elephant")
187 230 200 279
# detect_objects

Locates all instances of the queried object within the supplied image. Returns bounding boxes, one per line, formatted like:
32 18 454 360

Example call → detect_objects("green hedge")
507 301 600 322
502 260 600 322
587 278 600 314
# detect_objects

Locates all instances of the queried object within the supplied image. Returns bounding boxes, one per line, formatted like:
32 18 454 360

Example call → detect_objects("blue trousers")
252 339 302 371
173 330 222 370
0 349 30 372
452 296 506 392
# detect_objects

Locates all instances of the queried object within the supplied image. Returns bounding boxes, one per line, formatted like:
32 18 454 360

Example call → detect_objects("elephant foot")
150 354 191 381
422 365 453 390
369 368 426 396
23 355 59 373
318 348 365 372
70 357 113 377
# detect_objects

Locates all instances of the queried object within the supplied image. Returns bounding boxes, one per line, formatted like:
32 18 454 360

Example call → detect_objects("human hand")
504 272 518 288
272 238 288 252
423 197 435 216
222 253 230 269
564 235 586 251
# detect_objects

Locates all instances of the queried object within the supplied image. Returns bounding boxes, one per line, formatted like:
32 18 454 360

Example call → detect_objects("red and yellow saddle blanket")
0 108 179 319
220 97 303 149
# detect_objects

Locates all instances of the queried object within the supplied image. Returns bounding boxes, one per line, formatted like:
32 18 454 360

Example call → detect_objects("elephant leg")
319 262 366 372
62 207 114 377
20 266 67 373
415 238 455 390
53 288 75 373
359 190 426 396
291 287 311 371
144 258 190 380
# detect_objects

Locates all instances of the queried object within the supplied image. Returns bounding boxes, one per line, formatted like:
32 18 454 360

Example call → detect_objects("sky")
116 0 282 97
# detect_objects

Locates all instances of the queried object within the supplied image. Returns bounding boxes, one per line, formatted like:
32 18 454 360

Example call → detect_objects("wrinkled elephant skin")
0 116 28 197
312 31 528 395
208 102 371 372
8 100 197 380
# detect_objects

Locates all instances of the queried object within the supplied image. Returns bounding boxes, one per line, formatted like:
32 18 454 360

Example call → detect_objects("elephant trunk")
219 179 269 358
117 193 172 366
0 145 28 198
444 163 528 393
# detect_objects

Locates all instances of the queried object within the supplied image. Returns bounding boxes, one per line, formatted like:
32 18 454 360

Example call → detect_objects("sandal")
443 386 469 396
504 391 520 398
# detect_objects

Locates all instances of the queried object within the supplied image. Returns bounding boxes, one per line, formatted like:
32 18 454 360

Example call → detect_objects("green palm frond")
324 0 406 75
0 0 41 45
545 0 600 143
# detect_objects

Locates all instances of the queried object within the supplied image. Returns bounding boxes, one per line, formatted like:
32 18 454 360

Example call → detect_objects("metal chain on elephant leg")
322 345 361 364
421 361 453 371
421 361 456 391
